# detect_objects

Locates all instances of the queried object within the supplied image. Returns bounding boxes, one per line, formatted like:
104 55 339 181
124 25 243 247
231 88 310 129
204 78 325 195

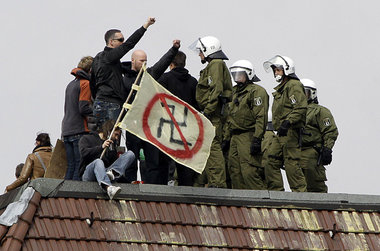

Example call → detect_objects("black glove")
250 137 262 156
321 147 332 165
221 140 230 152
277 120 291 137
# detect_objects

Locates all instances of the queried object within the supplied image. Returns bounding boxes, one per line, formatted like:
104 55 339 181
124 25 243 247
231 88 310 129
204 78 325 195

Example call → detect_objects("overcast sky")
1 0 379 194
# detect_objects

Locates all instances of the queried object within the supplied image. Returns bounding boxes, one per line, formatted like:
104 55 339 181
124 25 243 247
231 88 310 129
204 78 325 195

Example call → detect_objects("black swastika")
157 103 192 146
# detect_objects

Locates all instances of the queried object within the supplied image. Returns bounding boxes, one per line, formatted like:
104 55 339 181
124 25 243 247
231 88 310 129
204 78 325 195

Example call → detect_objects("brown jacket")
6 146 52 192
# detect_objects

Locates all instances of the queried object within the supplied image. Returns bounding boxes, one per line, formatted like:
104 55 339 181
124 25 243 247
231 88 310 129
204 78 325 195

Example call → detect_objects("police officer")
224 60 268 190
190 36 232 188
263 55 308 192
300 79 338 193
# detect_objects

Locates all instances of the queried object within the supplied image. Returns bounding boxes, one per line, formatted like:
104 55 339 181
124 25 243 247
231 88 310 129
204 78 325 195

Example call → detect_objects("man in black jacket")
79 120 135 199
121 40 180 184
157 51 199 186
91 17 155 128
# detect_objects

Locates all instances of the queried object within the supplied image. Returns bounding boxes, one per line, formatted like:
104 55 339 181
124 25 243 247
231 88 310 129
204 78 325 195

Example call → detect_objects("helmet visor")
304 87 317 100
231 75 238 87
231 71 248 83
263 55 287 73
188 38 203 55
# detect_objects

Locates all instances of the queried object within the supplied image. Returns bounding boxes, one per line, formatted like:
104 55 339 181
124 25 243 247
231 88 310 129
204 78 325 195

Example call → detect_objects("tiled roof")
0 191 41 251
1 178 380 250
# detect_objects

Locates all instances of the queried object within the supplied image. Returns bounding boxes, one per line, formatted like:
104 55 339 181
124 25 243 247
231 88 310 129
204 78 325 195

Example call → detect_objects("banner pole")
100 62 147 159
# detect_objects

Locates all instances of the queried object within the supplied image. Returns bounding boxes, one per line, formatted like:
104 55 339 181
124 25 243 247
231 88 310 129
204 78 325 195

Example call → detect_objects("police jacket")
196 59 232 117
158 67 199 110
302 102 339 149
226 82 269 140
6 146 52 192
91 26 147 105
272 78 307 130
78 132 118 177
121 46 179 102
61 68 92 137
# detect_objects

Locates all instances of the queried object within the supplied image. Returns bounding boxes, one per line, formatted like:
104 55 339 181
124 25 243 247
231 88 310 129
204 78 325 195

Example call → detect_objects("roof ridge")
2 178 380 211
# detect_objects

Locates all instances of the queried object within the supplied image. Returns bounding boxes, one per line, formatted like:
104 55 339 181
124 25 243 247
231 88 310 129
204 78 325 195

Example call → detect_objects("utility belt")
231 129 253 136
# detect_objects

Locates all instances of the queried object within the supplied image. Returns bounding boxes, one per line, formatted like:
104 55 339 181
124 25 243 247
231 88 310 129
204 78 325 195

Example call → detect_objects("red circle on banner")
142 93 204 159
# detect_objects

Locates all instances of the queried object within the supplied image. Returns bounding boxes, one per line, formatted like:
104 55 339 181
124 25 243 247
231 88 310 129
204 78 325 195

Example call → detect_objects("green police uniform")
265 78 308 192
301 102 338 192
226 83 268 189
194 59 232 188
262 130 281 172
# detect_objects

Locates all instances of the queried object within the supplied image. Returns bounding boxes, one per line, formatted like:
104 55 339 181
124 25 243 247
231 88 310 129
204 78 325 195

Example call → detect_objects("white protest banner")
120 69 215 174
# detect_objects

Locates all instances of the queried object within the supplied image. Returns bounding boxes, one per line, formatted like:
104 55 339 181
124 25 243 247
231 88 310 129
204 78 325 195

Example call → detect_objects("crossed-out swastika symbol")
157 103 192 147
142 93 204 159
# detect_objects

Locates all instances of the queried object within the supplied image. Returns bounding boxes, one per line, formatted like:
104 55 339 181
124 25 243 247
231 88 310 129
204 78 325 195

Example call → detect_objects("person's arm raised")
105 17 156 63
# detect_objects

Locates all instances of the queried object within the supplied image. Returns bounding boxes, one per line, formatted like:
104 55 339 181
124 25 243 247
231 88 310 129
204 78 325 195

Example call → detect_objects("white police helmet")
263 55 297 78
229 59 261 83
189 36 228 60
301 78 318 100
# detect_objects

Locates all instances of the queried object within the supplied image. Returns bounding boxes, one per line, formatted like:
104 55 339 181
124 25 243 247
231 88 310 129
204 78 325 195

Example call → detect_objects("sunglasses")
113 37 124 42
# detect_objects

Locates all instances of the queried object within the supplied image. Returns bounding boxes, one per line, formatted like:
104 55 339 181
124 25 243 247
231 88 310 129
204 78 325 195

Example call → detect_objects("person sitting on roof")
6 133 53 192
78 120 135 200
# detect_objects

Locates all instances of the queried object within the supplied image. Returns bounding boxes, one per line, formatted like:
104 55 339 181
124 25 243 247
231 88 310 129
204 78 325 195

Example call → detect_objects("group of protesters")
5 17 338 199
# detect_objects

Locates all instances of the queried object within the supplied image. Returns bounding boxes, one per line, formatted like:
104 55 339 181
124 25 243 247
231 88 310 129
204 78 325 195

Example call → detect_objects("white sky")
1 0 379 194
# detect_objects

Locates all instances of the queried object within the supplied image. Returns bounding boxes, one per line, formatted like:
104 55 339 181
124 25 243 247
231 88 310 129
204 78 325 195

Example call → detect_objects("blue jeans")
82 151 135 186
93 100 121 128
63 134 83 180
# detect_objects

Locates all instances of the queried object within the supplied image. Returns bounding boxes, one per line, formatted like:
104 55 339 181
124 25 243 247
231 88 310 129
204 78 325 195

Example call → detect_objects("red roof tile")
29 197 380 249
1 180 380 250
1 192 41 251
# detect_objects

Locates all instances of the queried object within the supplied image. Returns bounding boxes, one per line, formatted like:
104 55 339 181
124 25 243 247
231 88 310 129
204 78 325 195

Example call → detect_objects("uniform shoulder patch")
323 118 331 126
208 76 212 85
289 94 297 104
254 97 263 106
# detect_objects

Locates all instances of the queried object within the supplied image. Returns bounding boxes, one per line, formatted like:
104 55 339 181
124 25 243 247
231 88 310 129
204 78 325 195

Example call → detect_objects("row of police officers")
190 36 338 192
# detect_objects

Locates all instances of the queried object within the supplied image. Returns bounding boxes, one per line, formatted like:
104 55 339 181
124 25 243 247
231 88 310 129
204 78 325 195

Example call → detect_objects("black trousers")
160 151 196 186
125 132 169 185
